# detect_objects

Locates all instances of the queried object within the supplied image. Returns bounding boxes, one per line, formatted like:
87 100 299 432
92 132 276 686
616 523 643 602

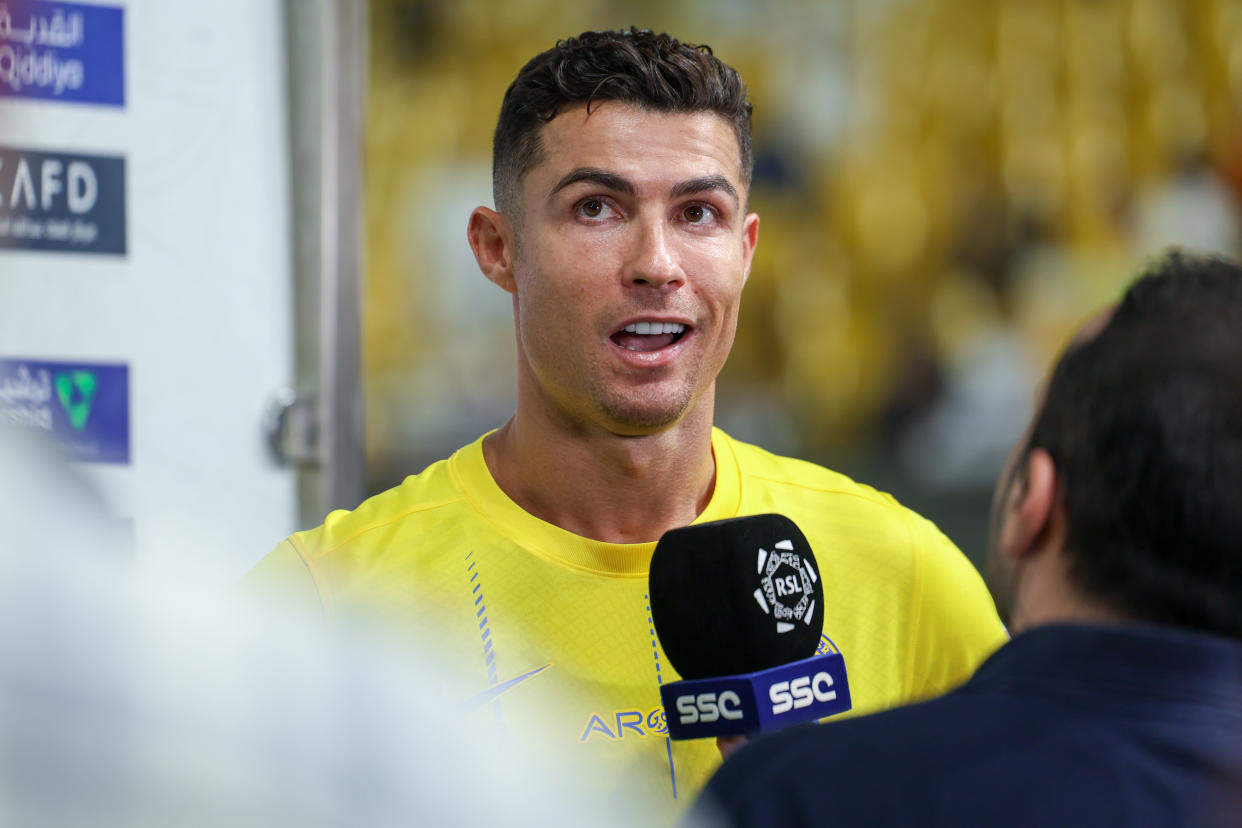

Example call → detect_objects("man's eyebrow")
549 167 635 198
670 175 739 206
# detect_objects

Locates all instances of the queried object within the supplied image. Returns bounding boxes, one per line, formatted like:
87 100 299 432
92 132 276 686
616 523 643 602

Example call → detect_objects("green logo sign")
54 370 98 431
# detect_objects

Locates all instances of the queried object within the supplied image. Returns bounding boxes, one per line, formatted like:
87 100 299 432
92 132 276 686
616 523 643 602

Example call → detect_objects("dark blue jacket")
694 623 1242 827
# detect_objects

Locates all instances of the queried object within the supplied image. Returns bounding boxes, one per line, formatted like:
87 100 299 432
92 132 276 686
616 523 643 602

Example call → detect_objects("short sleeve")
904 513 1008 700
236 538 326 615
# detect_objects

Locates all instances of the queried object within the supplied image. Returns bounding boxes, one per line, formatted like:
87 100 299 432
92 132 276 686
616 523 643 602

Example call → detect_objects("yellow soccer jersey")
244 428 1006 814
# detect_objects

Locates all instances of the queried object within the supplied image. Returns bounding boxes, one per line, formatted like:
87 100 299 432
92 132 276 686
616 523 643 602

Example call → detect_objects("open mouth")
610 322 689 352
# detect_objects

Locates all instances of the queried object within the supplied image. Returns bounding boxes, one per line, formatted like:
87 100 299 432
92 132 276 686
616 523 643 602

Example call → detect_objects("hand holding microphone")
649 514 852 742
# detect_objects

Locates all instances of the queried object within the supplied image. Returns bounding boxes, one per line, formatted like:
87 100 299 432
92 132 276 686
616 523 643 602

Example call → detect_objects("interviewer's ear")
1001 448 1058 563
468 207 516 294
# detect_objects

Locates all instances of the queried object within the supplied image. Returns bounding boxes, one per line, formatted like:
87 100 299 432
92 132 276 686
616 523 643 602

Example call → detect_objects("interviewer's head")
988 250 1242 638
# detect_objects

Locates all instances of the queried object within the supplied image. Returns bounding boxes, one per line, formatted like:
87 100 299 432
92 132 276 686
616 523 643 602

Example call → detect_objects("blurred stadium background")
1 3 1239 816
362 0 1242 565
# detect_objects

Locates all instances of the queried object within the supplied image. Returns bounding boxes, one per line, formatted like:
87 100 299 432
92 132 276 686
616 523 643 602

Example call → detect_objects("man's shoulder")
720 432 918 536
291 446 473 561
724 432 898 505
242 437 496 611
701 640 1242 827
719 431 989 623
699 674 1048 824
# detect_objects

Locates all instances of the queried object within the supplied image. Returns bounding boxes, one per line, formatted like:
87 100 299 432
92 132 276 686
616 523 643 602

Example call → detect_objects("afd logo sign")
661 652 851 740
0 357 129 463
0 145 126 255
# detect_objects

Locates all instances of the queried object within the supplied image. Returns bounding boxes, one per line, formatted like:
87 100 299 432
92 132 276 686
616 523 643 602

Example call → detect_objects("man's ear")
468 207 517 294
740 212 759 286
1001 448 1059 563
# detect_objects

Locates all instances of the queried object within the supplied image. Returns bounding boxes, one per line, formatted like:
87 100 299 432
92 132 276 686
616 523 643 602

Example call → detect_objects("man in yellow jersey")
244 28 1006 813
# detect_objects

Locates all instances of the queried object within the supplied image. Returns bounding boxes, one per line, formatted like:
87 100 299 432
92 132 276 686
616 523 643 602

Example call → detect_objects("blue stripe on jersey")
466 551 504 735
645 593 678 800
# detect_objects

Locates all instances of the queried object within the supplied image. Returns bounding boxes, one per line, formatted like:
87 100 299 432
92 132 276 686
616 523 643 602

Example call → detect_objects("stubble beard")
587 331 729 435
588 371 702 434
521 334 707 436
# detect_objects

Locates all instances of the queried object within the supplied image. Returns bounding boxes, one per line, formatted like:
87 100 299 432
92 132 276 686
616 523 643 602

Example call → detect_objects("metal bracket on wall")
264 386 321 468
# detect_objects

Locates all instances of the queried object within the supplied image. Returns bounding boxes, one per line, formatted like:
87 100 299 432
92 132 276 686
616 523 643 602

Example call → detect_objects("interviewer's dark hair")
1028 250 1242 637
491 28 753 216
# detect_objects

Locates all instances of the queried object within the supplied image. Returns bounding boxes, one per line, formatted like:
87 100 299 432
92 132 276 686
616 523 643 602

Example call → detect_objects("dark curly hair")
1027 249 1242 638
491 28 753 216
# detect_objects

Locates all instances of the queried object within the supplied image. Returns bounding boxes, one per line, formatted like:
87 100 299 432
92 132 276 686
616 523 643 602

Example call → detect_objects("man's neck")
1009 546 1128 635
481 404 717 544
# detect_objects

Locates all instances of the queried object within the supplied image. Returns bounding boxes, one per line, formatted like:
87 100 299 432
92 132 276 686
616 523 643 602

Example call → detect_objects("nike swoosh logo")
465 663 553 710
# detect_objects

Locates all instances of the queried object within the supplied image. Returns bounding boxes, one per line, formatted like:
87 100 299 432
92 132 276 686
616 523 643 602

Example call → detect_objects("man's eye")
580 200 604 218
683 205 709 223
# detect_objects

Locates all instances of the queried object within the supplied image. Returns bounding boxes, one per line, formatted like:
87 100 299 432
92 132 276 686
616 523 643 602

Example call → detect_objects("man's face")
504 102 759 435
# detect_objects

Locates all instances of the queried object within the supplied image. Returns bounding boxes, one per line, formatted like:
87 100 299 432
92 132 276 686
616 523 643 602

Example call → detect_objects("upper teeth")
624 322 685 335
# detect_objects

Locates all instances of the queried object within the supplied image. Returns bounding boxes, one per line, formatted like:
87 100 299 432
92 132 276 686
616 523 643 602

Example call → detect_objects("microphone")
649 514 852 740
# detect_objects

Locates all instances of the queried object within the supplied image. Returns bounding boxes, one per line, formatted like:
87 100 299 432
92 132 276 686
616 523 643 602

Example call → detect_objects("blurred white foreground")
0 428 655 827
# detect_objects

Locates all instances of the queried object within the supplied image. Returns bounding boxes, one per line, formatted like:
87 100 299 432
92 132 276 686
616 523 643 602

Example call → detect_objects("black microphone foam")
649 514 824 680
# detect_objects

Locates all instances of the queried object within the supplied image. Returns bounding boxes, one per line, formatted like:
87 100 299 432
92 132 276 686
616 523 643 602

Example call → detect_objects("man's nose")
625 218 684 290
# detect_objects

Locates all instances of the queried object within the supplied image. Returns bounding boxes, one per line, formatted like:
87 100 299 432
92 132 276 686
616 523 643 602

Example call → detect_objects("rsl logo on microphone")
753 539 819 634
